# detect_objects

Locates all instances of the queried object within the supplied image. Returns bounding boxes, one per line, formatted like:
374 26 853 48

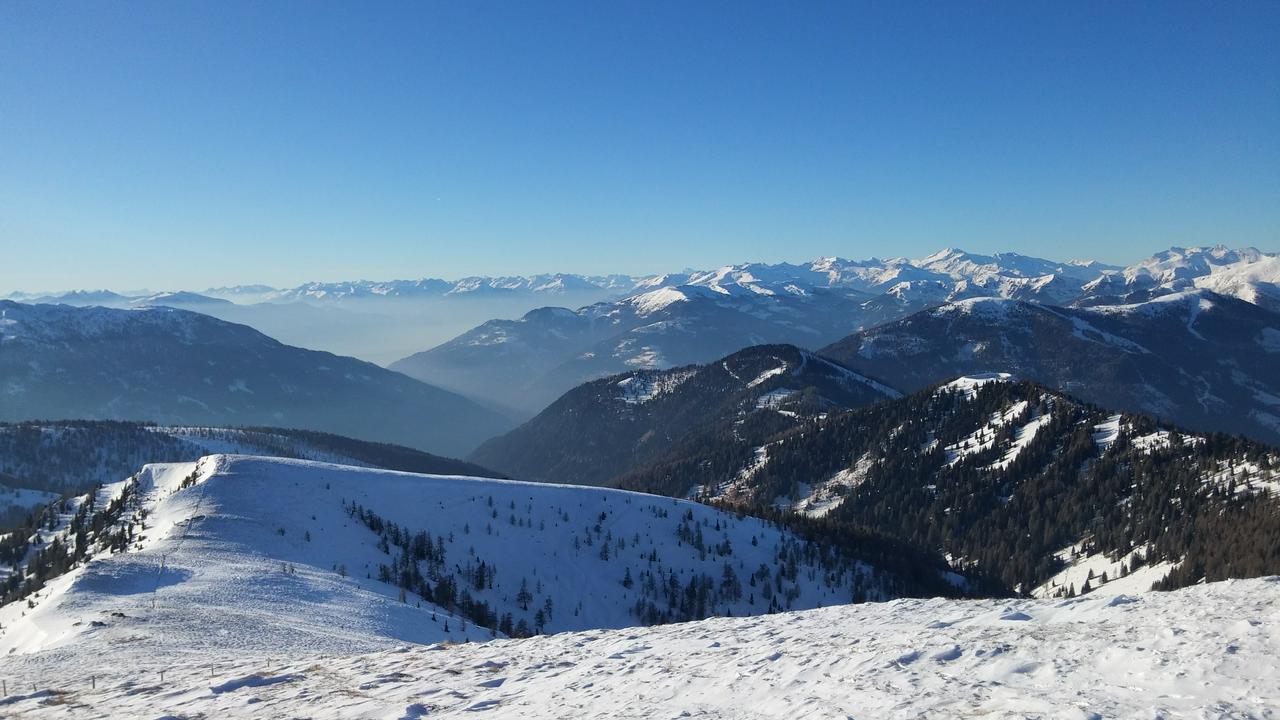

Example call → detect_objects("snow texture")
2 576 1276 718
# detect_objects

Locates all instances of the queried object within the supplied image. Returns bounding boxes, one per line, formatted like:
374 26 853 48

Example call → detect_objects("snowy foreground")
3 577 1277 718
2 455 1276 717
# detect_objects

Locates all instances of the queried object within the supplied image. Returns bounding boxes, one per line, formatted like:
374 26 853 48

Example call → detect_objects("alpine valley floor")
2 577 1277 719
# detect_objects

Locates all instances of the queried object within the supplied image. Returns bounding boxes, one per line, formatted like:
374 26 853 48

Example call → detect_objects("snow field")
2 577 1276 719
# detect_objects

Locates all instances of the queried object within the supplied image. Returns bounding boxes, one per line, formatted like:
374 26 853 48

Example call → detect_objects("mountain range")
391 246 1280 418
391 287 877 415
822 289 1280 445
12 244 1280 368
7 273 643 306
6 275 641 366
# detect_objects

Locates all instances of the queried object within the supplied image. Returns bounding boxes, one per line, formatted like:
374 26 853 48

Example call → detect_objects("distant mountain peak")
130 290 232 307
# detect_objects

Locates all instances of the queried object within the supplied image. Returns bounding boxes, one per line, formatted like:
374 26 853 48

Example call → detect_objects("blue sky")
1 1 1277 290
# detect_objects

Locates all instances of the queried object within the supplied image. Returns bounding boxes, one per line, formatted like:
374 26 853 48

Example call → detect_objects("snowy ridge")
129 291 231 308
0 301 205 344
264 273 646 302
3 577 1277 718
1195 255 1280 309
938 372 1014 400
1121 245 1268 286
0 422 501 524
623 286 702 316
2 455 900 661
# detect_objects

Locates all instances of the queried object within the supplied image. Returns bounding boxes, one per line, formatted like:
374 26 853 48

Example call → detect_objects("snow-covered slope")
1 455 931 663
1121 245 1267 286
1194 254 1280 312
3 576 1277 718
1080 245 1280 309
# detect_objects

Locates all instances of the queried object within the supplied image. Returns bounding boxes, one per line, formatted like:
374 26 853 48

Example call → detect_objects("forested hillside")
614 375 1280 596
470 344 897 485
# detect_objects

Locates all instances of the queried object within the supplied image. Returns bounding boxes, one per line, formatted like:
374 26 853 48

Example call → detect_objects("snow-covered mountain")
468 353 1280 600
392 286 877 415
199 284 279 303
1192 254 1280 312
668 250 1118 303
0 421 504 527
14 244 1273 310
0 301 512 456
8 276 650 365
391 246 1277 418
821 289 1280 445
1121 245 1268 287
470 344 898 486
1 455 966 661
128 291 233 308
14 289 134 307
11 245 1274 373
5 576 1275 718
13 274 647 307
260 273 644 303
1079 245 1280 308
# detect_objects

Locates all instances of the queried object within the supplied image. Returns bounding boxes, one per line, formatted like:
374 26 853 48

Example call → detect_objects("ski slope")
2 577 1275 718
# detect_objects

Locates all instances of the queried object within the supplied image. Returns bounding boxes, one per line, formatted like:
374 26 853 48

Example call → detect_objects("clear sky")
2 1 1277 291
